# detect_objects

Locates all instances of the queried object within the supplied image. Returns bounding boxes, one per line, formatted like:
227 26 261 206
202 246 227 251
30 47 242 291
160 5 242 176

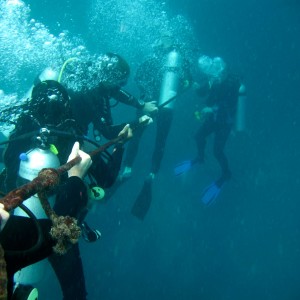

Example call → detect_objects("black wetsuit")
195 74 242 185
0 176 88 300
69 83 145 141
124 48 191 174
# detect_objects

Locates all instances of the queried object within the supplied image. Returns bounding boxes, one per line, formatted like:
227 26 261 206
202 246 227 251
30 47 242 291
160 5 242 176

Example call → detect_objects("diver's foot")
12 284 38 300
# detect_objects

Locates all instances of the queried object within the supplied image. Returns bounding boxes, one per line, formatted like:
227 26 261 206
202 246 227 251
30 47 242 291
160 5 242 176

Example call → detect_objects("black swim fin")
131 175 153 220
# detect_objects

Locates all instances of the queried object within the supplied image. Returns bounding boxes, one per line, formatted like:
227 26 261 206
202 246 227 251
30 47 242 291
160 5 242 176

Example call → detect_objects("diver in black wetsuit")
175 55 246 205
0 142 91 300
67 52 156 143
195 56 245 186
0 79 132 300
121 36 191 180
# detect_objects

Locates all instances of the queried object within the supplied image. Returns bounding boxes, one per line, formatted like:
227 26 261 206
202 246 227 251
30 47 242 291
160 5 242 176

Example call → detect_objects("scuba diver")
0 141 92 300
174 55 246 205
118 34 191 219
0 79 132 299
64 52 156 142
121 35 190 180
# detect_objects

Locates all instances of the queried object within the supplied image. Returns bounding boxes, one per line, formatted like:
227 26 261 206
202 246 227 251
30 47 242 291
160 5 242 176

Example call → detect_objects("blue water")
1 0 300 299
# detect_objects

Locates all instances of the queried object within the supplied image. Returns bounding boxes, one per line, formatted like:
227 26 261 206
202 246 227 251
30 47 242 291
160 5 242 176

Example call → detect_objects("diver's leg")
1 217 53 299
194 116 214 164
151 107 173 175
213 125 232 184
48 244 87 300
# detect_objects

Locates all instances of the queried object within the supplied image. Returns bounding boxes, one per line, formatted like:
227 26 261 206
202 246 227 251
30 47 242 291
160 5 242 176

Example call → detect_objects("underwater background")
1 0 300 299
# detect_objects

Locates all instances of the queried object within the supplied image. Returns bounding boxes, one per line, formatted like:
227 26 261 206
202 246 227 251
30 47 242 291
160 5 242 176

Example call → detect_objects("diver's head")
198 55 227 84
29 80 71 126
98 53 130 88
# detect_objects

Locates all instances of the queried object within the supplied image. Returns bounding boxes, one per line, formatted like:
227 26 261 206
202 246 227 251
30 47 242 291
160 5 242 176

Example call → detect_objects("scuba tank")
159 49 182 109
14 147 60 218
235 84 247 132
13 132 60 286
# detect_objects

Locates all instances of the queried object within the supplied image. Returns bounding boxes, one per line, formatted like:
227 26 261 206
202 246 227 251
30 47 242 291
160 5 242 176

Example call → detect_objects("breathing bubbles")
0 91 21 131
88 0 198 65
0 0 86 95
0 0 90 131
0 0 199 132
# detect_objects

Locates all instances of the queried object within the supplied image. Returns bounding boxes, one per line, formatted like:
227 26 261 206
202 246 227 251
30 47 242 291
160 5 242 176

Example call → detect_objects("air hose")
5 204 44 256
57 57 78 83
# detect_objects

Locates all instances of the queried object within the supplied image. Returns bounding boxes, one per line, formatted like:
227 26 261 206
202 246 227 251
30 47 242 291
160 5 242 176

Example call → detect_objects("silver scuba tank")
14 147 60 218
158 49 182 109
14 146 60 285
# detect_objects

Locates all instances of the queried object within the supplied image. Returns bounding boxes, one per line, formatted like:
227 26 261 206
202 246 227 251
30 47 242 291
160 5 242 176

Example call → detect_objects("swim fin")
131 175 153 220
174 160 193 176
201 181 224 206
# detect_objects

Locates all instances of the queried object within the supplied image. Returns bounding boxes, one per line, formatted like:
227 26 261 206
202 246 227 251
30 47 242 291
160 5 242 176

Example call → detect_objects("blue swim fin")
174 160 193 176
201 181 224 206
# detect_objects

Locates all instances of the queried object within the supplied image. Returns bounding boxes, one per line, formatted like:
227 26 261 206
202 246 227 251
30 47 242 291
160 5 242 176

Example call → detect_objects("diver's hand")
142 101 158 114
138 115 153 126
0 203 10 231
117 124 132 145
67 142 92 179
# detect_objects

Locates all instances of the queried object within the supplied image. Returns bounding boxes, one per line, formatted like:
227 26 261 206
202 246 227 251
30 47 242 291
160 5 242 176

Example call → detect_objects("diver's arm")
54 142 91 219
100 114 152 140
113 88 157 113
104 124 132 186
88 125 132 188
100 123 127 140
113 89 145 109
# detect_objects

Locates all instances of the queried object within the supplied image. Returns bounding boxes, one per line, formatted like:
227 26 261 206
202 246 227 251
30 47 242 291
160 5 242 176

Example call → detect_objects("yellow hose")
57 57 78 83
